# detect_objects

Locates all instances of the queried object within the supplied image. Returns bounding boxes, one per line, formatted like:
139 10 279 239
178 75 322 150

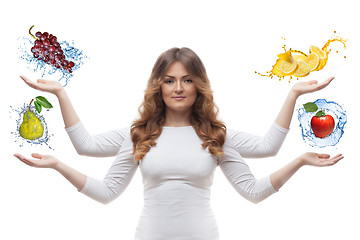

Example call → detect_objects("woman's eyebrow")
164 75 190 79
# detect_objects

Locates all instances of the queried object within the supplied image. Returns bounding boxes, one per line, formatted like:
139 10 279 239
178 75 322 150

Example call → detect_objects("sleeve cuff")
267 175 279 193
65 121 83 133
273 122 290 134
79 176 90 193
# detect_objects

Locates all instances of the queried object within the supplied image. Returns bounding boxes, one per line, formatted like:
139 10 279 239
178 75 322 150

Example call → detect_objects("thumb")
37 79 48 84
308 80 318 85
317 153 330 159
31 153 44 159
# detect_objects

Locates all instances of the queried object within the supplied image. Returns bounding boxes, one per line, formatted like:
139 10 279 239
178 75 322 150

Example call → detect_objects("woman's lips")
172 96 186 100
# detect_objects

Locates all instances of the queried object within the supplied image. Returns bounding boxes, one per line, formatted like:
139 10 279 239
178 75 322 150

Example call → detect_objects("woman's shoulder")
225 128 247 141
113 126 132 142
224 128 257 149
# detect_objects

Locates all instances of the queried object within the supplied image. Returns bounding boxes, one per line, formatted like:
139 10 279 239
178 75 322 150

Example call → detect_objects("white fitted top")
66 122 288 240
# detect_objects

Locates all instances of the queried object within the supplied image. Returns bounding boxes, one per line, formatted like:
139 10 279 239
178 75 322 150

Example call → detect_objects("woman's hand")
20 75 63 97
291 76 334 97
298 152 344 167
14 153 59 169
275 76 334 129
20 75 80 128
270 152 343 191
14 153 87 191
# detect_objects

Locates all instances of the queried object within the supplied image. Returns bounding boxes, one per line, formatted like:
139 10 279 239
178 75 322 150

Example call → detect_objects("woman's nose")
174 81 184 93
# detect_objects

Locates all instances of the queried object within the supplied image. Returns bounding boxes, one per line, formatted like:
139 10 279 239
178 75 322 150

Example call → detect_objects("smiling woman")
15 47 343 240
161 62 198 125
131 47 227 162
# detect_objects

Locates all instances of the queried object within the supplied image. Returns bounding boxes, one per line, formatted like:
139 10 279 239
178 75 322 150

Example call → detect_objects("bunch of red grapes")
30 30 75 73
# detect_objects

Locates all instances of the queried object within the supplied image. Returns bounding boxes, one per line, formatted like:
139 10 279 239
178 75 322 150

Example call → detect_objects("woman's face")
161 61 197 115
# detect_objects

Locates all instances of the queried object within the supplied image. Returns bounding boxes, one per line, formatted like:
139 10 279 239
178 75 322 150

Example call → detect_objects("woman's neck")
163 109 192 127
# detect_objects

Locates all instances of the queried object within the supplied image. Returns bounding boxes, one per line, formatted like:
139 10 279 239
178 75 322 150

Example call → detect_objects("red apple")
310 111 335 138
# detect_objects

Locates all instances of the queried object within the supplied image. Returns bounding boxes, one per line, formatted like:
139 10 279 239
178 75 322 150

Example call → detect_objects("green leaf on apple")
303 102 318 112
315 110 326 117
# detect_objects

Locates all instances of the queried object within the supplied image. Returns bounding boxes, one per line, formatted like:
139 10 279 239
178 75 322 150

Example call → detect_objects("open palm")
299 152 343 167
292 76 334 96
14 153 59 169
20 75 63 95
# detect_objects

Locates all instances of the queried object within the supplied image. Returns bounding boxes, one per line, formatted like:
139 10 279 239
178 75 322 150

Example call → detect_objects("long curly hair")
130 47 226 162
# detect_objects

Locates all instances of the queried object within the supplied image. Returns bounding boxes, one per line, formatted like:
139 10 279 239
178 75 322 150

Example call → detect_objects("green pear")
19 110 44 140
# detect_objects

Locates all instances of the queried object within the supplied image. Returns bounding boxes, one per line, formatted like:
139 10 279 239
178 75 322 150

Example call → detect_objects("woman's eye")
164 79 174 84
184 79 193 83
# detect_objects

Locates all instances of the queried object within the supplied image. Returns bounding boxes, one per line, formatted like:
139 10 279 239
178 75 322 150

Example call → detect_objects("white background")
1 0 359 239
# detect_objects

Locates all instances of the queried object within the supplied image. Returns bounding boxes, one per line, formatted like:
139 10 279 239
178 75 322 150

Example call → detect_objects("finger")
326 76 335 82
318 76 334 88
20 75 29 82
14 154 37 167
14 153 24 159
20 75 35 84
322 154 343 166
20 76 42 90
330 154 344 164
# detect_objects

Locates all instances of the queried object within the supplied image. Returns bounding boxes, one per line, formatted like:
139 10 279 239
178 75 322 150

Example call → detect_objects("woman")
15 47 343 240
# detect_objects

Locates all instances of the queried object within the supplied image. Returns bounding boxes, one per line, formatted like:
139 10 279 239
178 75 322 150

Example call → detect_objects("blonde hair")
131 47 226 162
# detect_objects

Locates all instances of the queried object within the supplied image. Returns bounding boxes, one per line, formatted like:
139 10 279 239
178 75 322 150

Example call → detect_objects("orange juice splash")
256 33 347 82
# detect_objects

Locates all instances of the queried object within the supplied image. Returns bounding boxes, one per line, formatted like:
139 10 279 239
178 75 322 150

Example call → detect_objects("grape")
43 39 50 46
49 46 56 52
29 26 75 73
68 61 75 68
50 36 57 43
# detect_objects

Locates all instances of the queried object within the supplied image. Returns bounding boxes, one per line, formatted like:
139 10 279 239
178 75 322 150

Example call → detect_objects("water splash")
297 99 347 148
10 104 53 150
17 37 88 87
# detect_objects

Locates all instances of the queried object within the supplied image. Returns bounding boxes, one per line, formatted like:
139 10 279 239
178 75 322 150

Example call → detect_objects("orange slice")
309 45 328 71
305 52 320 71
277 52 295 63
293 60 310 77
280 60 298 75
293 54 307 62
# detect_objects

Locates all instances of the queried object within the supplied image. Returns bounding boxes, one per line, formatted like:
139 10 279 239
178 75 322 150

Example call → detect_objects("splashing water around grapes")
10 104 53 150
17 37 88 87
298 99 347 148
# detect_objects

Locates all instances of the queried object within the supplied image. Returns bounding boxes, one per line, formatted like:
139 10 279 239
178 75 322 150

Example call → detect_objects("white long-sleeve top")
66 122 289 240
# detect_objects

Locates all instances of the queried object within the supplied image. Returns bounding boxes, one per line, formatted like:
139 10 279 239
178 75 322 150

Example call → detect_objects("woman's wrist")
55 87 66 99
289 87 301 99
52 160 63 171
295 155 307 168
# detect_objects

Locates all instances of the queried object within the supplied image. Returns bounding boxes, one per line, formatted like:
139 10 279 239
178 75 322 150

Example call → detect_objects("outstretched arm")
230 77 334 158
275 77 334 129
14 145 138 204
270 152 343 191
20 76 126 157
14 153 86 191
20 76 80 128
220 139 343 203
